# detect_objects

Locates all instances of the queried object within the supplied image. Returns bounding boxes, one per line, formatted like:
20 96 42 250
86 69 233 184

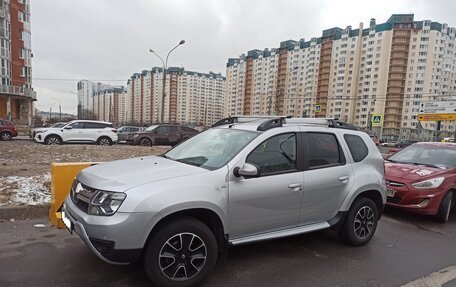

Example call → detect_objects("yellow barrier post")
49 162 97 228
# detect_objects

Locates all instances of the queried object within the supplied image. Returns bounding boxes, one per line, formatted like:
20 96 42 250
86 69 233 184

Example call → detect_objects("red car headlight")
411 177 445 189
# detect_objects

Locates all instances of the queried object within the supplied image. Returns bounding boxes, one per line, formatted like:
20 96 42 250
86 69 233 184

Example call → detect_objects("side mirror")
233 163 260 178
64 126 72 130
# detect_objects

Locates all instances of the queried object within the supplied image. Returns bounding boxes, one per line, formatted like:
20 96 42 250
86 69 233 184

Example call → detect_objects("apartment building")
225 14 456 140
92 87 124 124
0 0 35 126
77 80 122 119
126 67 225 127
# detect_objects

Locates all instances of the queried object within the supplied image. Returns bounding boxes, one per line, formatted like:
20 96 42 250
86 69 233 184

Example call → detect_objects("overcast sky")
31 0 456 114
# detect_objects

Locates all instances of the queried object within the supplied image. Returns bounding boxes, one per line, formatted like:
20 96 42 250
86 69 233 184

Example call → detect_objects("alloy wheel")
354 206 374 239
47 137 60 145
99 138 111 146
158 232 207 281
1 132 11 141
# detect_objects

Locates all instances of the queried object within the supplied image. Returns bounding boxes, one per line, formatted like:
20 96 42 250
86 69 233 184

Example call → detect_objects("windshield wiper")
160 154 172 160
175 156 208 167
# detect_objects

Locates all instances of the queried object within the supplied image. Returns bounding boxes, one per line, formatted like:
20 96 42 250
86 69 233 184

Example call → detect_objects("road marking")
402 265 456 287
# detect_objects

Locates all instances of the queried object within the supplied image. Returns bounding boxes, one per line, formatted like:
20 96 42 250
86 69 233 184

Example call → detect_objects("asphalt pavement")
0 208 455 287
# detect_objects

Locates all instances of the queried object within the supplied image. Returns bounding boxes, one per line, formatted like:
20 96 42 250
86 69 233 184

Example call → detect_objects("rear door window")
84 122 107 129
168 126 179 133
306 133 345 169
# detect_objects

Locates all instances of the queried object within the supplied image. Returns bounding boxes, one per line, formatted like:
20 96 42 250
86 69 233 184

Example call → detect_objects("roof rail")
211 115 291 127
285 118 358 130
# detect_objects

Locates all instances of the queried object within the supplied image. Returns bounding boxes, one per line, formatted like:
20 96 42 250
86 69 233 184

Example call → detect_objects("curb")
0 204 49 220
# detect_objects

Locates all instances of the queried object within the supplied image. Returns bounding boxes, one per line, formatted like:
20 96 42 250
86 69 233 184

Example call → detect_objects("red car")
0 119 18 141
384 142 456 222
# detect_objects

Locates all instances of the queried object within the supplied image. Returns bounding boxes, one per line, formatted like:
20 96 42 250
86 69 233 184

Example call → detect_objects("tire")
435 191 453 223
339 197 378 246
143 218 218 287
140 138 152 147
45 135 62 145
0 131 12 141
97 136 112 146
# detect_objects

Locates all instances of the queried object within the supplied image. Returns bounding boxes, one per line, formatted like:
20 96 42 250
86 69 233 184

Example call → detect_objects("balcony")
0 85 36 100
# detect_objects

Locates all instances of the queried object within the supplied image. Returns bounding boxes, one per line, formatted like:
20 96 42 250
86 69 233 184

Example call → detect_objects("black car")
126 124 198 146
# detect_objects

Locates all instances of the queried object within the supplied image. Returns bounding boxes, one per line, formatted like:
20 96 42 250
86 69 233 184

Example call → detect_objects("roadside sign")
418 114 456 121
371 114 383 127
419 101 456 114
315 104 321 113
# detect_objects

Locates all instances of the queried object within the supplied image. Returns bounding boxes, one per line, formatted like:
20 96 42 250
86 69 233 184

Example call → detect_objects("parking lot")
0 139 455 287
0 208 455 287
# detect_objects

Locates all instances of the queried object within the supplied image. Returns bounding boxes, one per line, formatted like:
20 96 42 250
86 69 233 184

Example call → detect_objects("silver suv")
62 117 386 287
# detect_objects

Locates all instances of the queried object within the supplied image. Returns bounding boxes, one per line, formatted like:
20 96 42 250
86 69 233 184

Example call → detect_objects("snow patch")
0 173 51 205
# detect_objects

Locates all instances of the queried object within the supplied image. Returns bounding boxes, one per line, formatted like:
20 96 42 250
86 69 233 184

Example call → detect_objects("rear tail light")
112 129 117 133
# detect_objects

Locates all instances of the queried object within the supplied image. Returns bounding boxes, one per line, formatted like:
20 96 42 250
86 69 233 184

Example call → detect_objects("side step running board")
229 222 330 245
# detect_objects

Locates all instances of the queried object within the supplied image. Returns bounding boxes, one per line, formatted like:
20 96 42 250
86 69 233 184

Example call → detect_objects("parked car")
33 120 118 145
117 126 145 142
126 124 198 146
384 142 456 222
0 119 18 141
394 140 418 148
380 141 397 147
30 122 67 138
62 117 386 287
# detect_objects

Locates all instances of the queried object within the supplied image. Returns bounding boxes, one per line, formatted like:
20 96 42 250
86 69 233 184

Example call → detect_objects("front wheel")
339 197 378 246
143 218 218 287
45 135 62 145
435 191 453 223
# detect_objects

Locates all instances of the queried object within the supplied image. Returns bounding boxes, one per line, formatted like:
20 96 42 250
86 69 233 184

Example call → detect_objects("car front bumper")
63 197 157 264
385 185 445 215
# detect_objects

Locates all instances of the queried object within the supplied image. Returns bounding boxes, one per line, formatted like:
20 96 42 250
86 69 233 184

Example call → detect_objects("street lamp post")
51 97 62 121
149 40 185 123
49 103 56 123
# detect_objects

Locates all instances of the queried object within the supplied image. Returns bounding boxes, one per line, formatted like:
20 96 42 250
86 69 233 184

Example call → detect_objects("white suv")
34 120 118 145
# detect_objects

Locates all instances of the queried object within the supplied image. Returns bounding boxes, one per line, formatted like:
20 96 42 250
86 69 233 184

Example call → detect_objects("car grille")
387 196 402 204
386 180 405 187
71 181 98 213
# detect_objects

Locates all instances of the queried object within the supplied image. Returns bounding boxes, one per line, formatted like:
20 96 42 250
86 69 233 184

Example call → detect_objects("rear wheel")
45 135 62 145
143 218 218 287
97 136 112 146
435 191 453 223
140 138 152 147
0 131 12 141
339 197 378 246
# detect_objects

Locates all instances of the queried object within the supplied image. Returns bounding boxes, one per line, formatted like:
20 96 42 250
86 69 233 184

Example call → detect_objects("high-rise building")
0 0 35 126
225 14 456 141
77 80 122 119
126 67 225 127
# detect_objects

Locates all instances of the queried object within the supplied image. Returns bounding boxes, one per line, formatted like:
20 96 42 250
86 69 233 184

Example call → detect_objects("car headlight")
411 177 445 189
89 190 127 216
35 130 47 134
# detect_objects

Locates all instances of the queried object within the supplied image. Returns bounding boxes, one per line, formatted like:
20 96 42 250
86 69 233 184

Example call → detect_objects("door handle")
288 183 303 192
339 176 349 183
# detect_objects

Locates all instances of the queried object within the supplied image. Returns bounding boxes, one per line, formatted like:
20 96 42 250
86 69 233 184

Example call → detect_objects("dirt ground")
0 139 169 177
0 140 169 205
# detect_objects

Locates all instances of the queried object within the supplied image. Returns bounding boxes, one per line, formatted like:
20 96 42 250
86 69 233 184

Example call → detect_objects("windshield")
165 128 259 170
51 122 66 128
145 125 158 131
388 144 456 168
